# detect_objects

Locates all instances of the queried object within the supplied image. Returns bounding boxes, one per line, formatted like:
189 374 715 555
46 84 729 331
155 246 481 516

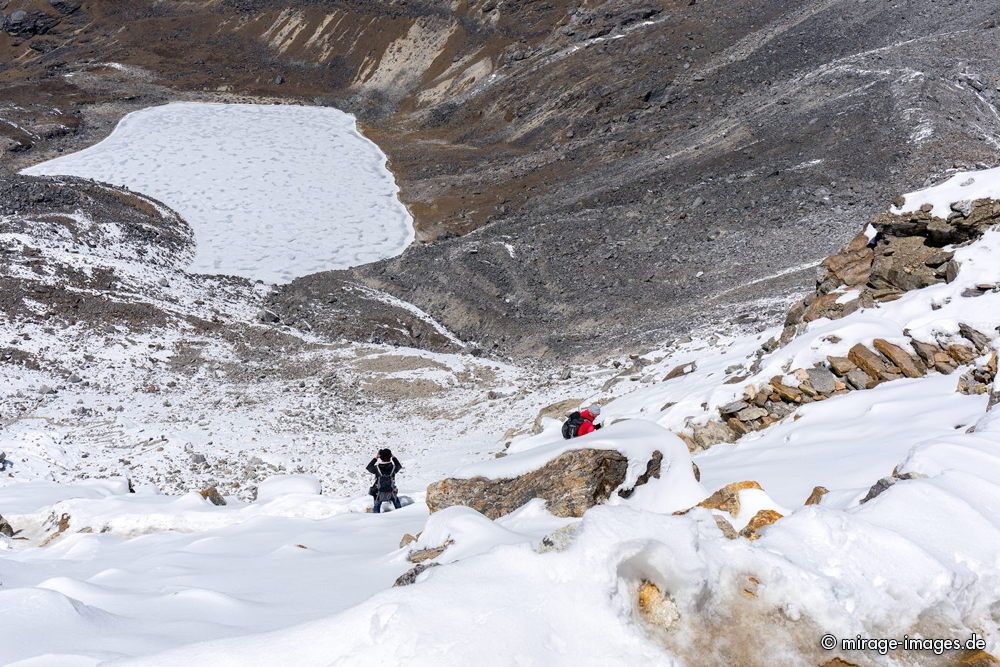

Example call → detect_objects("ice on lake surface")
22 102 414 283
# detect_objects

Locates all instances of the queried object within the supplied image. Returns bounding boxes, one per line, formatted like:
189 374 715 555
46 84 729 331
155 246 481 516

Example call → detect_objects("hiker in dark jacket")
367 448 402 513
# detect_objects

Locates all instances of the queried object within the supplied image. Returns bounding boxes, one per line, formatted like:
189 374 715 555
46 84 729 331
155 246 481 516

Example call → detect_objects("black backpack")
377 471 395 493
370 462 396 497
562 411 585 439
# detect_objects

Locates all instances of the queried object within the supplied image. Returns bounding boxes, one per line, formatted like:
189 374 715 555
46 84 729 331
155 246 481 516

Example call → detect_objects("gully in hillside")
367 449 403 513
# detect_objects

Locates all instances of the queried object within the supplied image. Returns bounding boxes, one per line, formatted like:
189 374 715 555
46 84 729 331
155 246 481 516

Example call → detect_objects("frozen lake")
22 102 414 284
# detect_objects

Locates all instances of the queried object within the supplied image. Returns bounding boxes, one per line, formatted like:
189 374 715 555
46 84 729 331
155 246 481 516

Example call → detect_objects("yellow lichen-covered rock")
739 509 783 540
804 486 829 506
696 480 764 516
637 580 679 629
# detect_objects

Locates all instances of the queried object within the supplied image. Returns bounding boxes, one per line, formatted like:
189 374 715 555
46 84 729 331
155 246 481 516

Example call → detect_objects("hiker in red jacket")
577 405 602 436
563 405 603 439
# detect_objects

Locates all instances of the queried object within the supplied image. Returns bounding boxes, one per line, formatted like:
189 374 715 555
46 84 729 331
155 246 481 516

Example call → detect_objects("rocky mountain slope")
3 170 999 665
3 0 998 357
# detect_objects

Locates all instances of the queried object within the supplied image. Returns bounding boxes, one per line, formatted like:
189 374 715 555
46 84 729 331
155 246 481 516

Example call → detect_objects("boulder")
664 361 695 380
804 486 828 505
636 580 680 629
768 377 804 403
719 400 748 415
256 308 280 323
959 323 993 353
827 356 856 376
805 367 837 394
815 232 873 292
910 339 939 366
695 480 763 516
739 509 783 540
735 406 768 421
426 448 630 519
199 486 226 506
845 367 875 390
3 9 58 36
872 339 925 378
931 352 958 374
946 343 978 365
0 515 14 537
848 344 900 382
399 533 418 548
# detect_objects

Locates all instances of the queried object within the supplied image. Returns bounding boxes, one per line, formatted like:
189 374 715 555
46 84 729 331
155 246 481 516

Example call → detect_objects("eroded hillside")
2 0 999 357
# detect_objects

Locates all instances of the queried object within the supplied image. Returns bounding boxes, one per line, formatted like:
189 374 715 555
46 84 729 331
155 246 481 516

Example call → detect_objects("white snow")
22 102 414 283
893 165 1000 218
3 166 1000 664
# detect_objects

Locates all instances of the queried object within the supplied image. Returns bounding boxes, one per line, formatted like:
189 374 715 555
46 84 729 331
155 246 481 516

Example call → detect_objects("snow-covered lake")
22 102 414 283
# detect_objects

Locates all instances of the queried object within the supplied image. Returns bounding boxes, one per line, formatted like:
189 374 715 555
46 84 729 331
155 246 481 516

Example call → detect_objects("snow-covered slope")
22 103 414 283
3 168 1000 665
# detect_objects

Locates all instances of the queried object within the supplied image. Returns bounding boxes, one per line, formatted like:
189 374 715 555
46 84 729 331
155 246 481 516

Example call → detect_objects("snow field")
3 167 1000 663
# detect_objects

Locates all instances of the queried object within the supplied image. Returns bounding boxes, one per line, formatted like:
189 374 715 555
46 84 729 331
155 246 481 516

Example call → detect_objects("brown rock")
676 431 697 452
827 356 856 376
959 649 1000 666
769 377 804 403
736 406 768 421
872 338 925 378
801 292 841 322
637 580 679 628
959 323 993 353
726 417 752 435
664 362 695 380
910 339 939 366
199 486 226 506
947 343 978 365
399 533 419 548
697 480 764 516
40 512 72 546
931 352 958 374
713 514 738 539
426 449 629 519
844 367 876 390
739 509 783 540
804 486 828 506
943 260 961 283
848 343 900 382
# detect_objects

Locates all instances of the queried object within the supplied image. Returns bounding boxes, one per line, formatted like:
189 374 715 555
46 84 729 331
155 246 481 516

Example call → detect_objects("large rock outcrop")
426 449 630 519
782 198 1000 338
